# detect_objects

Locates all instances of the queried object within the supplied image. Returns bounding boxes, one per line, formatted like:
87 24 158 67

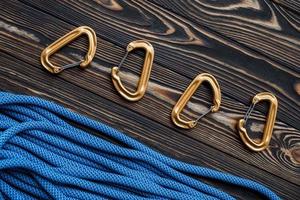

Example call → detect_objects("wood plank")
272 0 300 14
19 0 300 131
0 50 299 200
0 0 299 188
149 0 300 74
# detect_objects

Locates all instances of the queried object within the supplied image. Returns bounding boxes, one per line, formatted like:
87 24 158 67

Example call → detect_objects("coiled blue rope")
0 92 280 200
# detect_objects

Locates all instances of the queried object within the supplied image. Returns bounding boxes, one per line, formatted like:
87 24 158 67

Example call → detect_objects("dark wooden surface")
273 0 300 13
0 0 299 199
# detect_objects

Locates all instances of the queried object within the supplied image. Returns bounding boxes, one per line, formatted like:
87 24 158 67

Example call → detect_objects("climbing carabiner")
171 73 221 129
111 40 154 101
41 26 97 74
237 92 278 151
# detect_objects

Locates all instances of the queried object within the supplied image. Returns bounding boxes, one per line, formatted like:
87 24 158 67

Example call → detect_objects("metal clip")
171 73 221 129
237 92 278 151
111 40 154 101
41 26 97 74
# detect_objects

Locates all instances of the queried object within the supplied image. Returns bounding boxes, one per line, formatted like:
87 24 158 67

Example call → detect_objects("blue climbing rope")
0 92 280 200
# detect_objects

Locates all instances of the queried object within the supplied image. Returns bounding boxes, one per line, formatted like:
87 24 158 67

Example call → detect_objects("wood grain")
149 0 300 73
0 0 299 189
0 50 299 200
20 0 300 131
272 0 300 14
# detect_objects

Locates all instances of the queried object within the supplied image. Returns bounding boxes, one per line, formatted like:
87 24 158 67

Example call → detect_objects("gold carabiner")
237 92 278 151
41 26 97 74
111 40 154 101
171 73 221 129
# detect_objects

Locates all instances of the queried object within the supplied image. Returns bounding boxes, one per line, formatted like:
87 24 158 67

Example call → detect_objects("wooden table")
0 0 299 199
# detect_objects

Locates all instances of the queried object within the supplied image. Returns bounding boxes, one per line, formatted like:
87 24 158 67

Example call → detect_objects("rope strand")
0 92 280 200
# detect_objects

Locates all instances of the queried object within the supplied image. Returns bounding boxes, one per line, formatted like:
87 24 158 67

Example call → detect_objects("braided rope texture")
0 92 280 200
